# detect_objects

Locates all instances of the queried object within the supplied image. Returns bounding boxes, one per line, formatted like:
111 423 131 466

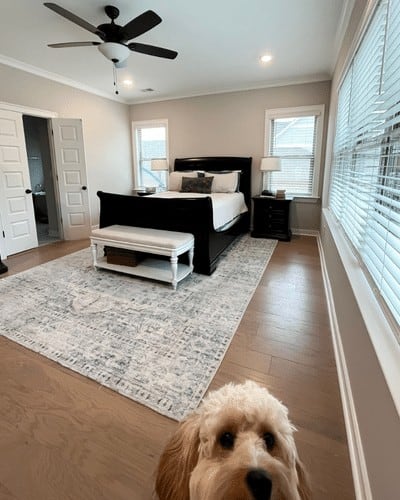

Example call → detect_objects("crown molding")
0 54 331 108
127 74 331 105
0 54 128 104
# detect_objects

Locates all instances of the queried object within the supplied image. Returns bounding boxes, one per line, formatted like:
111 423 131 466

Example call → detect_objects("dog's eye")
263 432 275 451
219 431 235 449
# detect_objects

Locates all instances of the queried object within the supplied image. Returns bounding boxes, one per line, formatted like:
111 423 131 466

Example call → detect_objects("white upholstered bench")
90 225 194 290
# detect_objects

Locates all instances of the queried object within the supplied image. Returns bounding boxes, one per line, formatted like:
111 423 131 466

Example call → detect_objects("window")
329 0 400 336
264 105 324 197
132 119 168 189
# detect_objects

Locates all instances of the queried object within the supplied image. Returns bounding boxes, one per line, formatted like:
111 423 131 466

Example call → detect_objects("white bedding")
149 191 248 231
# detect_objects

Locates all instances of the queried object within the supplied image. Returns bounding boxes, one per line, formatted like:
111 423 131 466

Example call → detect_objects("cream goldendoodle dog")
156 380 310 500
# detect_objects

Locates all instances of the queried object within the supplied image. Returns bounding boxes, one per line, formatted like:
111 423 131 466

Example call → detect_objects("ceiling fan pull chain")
113 63 119 95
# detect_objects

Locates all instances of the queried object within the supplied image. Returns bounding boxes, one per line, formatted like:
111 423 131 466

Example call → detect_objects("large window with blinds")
264 105 325 197
132 119 168 189
329 0 400 335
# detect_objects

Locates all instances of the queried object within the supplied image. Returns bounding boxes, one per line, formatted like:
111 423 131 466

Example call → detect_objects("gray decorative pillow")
181 176 214 193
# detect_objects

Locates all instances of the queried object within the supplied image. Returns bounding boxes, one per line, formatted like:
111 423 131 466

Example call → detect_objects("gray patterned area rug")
0 234 277 420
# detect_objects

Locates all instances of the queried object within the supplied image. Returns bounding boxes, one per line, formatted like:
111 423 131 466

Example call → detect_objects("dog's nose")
246 468 272 500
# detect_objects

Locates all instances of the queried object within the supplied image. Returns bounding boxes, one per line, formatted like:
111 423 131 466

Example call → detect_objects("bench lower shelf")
95 256 192 287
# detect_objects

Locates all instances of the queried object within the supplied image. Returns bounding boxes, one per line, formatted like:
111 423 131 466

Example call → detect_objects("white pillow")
205 171 239 193
169 171 198 191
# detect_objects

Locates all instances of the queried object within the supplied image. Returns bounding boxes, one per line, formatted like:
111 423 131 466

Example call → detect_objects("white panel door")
51 118 90 240
0 109 38 255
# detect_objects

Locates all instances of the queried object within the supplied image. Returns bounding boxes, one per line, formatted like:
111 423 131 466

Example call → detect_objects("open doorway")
0 104 91 258
22 115 61 246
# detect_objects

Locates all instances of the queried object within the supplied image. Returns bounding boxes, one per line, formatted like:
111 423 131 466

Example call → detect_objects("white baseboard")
292 228 319 236
317 235 372 500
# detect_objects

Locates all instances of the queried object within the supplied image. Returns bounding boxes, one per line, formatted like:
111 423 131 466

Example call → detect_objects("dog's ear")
296 458 312 500
155 413 200 500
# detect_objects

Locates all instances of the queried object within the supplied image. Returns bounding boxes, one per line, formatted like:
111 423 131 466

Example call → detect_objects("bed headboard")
174 156 252 208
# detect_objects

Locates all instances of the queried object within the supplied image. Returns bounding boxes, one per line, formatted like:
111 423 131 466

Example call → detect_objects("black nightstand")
251 196 292 241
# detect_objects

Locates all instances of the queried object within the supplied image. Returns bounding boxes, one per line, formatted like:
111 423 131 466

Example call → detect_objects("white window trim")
265 105 325 198
323 0 379 200
323 208 400 415
131 118 169 188
336 0 379 91
324 0 400 414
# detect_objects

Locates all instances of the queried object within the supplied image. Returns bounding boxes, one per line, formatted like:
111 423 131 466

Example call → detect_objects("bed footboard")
97 191 215 273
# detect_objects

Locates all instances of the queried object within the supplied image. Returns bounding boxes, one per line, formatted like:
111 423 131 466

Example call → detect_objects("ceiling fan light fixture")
98 42 130 64
260 53 273 63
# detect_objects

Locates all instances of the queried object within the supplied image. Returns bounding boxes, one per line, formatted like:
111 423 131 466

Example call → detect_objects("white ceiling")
0 0 352 104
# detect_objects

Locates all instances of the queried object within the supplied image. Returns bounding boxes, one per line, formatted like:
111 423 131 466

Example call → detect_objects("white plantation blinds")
265 106 324 197
329 0 400 334
133 122 168 188
270 116 317 196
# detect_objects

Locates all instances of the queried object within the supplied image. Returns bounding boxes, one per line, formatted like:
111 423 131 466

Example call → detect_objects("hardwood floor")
0 236 355 500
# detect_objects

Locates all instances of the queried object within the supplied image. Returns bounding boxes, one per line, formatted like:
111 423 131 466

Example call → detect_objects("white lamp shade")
151 158 169 171
98 42 130 64
260 156 281 172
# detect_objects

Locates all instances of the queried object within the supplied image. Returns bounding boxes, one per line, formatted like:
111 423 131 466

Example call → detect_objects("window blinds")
136 126 166 162
134 125 167 187
268 114 319 196
329 0 400 335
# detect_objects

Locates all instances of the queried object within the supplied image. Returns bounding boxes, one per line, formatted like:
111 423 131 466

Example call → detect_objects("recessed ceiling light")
122 79 133 87
260 54 273 63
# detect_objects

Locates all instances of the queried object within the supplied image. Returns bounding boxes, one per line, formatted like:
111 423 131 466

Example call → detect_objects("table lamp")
260 156 281 196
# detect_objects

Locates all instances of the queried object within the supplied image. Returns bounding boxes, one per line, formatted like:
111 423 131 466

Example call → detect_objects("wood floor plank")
0 235 356 499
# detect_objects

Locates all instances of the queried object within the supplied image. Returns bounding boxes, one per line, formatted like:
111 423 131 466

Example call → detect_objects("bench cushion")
91 225 194 250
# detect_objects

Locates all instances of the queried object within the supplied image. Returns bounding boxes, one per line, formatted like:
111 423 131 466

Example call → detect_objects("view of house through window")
132 120 168 190
265 106 324 197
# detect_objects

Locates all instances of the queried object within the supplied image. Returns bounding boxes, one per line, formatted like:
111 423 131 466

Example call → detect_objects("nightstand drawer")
251 197 292 241
256 207 286 218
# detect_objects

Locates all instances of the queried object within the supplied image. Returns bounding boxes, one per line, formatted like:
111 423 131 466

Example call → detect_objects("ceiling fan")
44 2 178 68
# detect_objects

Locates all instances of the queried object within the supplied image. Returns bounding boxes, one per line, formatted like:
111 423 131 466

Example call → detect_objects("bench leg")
91 242 98 268
188 245 194 272
170 255 178 290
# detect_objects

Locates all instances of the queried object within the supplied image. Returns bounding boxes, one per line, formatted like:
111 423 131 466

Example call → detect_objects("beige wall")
130 81 331 232
321 0 400 498
0 64 330 238
0 63 133 227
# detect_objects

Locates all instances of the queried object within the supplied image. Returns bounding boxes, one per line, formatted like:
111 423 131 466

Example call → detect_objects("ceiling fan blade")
48 41 101 48
128 42 178 59
44 3 105 38
121 10 162 41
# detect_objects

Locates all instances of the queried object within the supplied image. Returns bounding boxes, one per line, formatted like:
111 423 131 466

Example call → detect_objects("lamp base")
261 189 274 196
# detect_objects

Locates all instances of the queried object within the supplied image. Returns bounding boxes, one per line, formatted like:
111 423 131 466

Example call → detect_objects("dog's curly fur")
156 380 311 500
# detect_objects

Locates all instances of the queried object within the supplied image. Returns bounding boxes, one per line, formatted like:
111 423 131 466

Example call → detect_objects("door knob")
25 189 32 194
82 185 87 190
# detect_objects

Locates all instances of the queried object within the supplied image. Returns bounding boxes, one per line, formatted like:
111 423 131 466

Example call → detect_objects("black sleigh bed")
97 156 252 275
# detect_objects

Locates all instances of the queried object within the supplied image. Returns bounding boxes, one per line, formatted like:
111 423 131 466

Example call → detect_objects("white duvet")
149 191 248 231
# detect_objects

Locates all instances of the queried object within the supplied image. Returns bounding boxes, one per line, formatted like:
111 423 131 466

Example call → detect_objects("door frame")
0 102 58 259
